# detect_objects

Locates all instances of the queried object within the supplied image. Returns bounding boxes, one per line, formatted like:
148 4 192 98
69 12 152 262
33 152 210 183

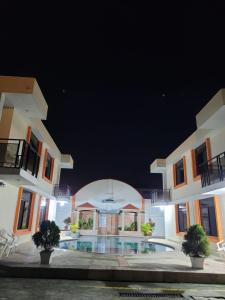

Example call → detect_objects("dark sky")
1 2 225 192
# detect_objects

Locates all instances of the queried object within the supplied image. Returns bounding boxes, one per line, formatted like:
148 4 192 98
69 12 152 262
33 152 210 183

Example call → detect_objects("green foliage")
141 220 155 236
182 224 210 257
63 217 71 225
118 226 122 231
70 223 79 233
124 222 137 231
32 220 60 251
79 218 93 229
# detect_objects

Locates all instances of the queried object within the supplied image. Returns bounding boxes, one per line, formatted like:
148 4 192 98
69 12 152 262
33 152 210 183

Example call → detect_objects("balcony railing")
0 138 40 178
200 152 225 188
138 188 171 205
53 184 72 198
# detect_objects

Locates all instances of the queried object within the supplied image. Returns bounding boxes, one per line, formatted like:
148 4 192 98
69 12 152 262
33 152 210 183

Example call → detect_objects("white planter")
190 256 205 269
40 250 53 265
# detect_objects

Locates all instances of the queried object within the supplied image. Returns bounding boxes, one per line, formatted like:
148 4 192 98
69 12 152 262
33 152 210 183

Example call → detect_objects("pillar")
138 212 141 232
122 211 125 231
93 210 97 230
76 210 80 226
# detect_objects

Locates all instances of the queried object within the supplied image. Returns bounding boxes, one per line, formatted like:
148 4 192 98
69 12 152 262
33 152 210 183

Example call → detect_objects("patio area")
1 238 225 274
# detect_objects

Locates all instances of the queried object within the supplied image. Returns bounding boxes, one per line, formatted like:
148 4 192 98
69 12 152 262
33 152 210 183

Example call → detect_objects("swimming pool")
59 236 174 255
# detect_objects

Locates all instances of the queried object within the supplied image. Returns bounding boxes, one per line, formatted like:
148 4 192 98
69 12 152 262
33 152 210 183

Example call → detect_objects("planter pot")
40 250 54 265
71 232 79 239
190 256 205 269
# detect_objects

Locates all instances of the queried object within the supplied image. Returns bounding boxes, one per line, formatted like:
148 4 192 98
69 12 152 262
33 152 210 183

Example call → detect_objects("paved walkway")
1 238 225 274
1 279 225 300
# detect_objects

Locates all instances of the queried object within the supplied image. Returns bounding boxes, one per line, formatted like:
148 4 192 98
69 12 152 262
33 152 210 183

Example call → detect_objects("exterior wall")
152 92 225 245
0 108 14 138
55 200 72 230
0 83 73 244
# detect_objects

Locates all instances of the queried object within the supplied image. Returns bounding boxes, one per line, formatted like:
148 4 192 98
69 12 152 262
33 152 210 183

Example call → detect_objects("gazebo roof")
122 204 139 210
78 202 96 208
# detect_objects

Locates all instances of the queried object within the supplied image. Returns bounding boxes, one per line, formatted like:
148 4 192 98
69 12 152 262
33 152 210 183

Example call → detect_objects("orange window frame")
26 126 43 176
173 157 187 189
175 203 190 236
194 196 223 243
191 138 212 181
13 187 35 235
35 197 50 232
42 149 55 183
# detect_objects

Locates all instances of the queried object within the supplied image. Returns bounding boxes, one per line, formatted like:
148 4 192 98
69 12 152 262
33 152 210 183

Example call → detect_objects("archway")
71 179 145 236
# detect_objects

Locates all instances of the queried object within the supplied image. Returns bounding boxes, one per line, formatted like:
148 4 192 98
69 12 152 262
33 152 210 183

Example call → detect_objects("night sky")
1 2 225 193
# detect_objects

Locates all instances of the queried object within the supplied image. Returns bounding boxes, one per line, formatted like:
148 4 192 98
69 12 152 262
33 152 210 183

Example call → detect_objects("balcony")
53 184 72 198
0 138 40 186
200 152 225 188
138 188 171 206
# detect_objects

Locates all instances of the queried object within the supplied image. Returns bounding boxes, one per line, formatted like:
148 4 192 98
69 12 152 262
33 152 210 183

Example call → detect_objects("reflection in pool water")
59 236 174 255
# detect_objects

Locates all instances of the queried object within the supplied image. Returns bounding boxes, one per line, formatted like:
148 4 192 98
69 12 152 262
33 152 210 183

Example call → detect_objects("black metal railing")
0 138 40 177
137 188 171 205
53 184 72 198
200 152 225 188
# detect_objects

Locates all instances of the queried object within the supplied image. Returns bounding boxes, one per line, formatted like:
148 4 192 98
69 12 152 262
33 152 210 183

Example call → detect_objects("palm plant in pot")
32 220 60 265
182 224 210 269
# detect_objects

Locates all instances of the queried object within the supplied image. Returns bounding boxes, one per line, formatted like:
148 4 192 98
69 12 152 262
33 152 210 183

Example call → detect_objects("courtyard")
1 238 225 281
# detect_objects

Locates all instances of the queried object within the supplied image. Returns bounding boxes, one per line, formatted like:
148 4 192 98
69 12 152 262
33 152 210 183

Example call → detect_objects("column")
138 212 141 232
122 211 125 231
76 210 80 226
93 210 96 230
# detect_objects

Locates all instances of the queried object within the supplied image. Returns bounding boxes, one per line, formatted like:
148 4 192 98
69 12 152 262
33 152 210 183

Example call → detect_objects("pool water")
59 236 174 255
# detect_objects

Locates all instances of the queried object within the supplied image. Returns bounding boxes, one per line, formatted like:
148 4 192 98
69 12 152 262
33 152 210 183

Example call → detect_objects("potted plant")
182 224 210 269
63 217 71 230
32 220 60 265
141 219 155 237
70 223 79 238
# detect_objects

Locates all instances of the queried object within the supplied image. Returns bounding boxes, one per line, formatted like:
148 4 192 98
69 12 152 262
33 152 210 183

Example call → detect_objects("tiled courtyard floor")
1 238 225 274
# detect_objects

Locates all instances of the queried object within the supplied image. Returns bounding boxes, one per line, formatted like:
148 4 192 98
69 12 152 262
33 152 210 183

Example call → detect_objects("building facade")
0 76 73 244
151 89 225 248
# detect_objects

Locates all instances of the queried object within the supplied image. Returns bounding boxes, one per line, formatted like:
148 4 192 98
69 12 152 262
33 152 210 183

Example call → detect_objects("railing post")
14 140 20 168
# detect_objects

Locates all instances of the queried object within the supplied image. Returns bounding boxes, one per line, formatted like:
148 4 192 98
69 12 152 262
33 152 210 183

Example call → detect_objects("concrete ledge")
1 263 225 284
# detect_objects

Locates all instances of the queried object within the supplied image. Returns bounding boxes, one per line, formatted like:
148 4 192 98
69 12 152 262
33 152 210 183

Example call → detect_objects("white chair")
0 234 8 258
216 240 225 252
0 229 18 257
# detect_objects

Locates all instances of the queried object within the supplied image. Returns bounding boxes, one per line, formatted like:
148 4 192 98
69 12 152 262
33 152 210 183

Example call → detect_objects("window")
43 149 54 182
199 198 217 237
17 189 33 230
192 139 211 179
176 203 189 233
173 158 187 187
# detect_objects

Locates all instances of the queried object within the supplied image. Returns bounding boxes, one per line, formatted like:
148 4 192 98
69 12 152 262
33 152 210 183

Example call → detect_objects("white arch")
75 179 142 211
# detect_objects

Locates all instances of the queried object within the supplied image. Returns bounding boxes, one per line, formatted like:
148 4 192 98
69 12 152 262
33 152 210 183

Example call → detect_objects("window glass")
199 197 217 237
177 203 187 232
17 190 33 230
195 143 207 175
175 159 185 185
45 152 53 179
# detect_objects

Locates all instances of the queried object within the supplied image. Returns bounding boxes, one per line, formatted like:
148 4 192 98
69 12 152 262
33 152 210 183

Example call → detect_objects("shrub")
32 220 60 251
79 218 93 229
70 223 79 233
182 224 210 257
141 220 154 236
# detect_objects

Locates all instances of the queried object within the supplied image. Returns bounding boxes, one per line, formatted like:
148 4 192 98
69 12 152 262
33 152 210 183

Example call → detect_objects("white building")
151 89 225 247
0 76 73 244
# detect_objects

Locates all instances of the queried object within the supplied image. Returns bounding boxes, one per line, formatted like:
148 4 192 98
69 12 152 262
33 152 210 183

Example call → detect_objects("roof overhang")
0 76 48 120
60 154 74 169
196 89 225 129
150 159 166 173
